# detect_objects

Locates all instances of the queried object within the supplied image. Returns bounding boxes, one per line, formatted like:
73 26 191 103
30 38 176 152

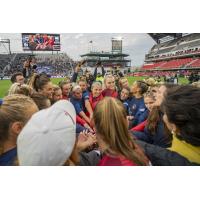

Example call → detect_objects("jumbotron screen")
22 33 61 51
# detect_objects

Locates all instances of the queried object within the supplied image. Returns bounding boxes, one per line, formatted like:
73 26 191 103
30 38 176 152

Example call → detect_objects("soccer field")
0 76 189 98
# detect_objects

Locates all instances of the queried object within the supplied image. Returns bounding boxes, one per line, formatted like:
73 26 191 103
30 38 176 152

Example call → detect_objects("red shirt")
102 89 118 98
98 154 138 166
130 120 147 132
89 93 104 110
62 95 69 100
76 116 86 126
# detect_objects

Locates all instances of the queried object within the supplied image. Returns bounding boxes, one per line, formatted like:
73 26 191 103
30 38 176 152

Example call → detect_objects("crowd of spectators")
0 53 74 78
146 33 200 61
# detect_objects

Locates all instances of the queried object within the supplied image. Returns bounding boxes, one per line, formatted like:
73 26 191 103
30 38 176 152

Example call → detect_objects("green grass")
0 78 66 98
127 76 189 85
0 79 11 97
0 76 189 98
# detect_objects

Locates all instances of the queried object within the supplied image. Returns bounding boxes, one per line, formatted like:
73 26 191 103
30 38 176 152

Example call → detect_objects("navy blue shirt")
132 120 171 148
70 96 84 115
0 148 17 166
120 99 131 115
82 90 90 113
82 90 90 100
128 96 147 117
134 109 149 126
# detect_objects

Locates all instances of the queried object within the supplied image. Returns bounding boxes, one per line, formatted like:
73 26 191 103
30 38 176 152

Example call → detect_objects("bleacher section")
142 61 166 70
146 33 200 61
189 59 200 68
142 58 200 70
159 58 193 69
142 33 200 71
0 53 74 76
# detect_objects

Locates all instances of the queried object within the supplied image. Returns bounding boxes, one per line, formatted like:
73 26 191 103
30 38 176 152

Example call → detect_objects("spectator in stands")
93 97 149 166
59 80 71 100
28 73 53 100
138 85 200 165
0 94 38 165
102 74 118 98
30 57 38 72
11 72 25 85
22 57 32 79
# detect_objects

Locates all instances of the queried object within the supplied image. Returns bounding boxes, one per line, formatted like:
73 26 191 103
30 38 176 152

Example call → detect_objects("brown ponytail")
28 73 50 92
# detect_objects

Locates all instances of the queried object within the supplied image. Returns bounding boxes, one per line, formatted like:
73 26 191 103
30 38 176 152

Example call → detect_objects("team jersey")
0 148 17 166
134 109 149 126
133 119 172 148
82 90 90 113
128 96 146 117
102 89 118 98
70 96 84 115
89 93 104 110
98 154 138 166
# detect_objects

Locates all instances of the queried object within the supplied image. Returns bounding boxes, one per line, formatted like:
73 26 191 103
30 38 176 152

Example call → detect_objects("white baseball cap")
17 100 76 166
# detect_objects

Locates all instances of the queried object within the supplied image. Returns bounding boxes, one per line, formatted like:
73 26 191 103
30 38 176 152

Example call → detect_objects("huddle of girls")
0 61 199 165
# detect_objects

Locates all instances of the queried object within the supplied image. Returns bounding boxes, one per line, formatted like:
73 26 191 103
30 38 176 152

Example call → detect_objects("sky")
0 33 155 66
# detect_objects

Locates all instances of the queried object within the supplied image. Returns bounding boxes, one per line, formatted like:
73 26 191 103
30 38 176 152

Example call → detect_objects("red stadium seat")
188 58 200 68
156 58 193 69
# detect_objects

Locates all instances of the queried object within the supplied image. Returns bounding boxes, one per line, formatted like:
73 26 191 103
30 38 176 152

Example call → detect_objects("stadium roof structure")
81 58 131 63
148 33 184 44
80 51 131 68
80 52 129 57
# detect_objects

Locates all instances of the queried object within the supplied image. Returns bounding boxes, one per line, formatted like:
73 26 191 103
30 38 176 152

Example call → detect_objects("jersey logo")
132 104 136 110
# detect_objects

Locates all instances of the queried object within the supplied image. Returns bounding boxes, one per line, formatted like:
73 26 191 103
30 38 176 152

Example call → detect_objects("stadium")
0 33 200 167
138 33 200 77
1 33 199 97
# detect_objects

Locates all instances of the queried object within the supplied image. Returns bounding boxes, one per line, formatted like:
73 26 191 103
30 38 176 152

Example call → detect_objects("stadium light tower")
0 38 11 54
111 37 123 53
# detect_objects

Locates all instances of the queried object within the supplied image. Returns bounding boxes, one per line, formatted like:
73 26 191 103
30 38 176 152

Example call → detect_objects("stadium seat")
188 58 200 68
158 58 193 69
